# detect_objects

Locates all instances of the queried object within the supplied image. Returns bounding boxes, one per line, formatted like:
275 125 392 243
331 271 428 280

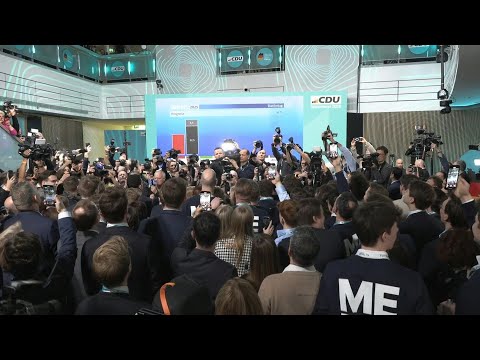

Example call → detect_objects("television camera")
18 133 54 161
405 125 443 160
0 280 63 315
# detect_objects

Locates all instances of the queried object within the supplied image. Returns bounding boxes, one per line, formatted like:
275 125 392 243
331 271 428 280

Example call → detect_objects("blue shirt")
275 228 295 246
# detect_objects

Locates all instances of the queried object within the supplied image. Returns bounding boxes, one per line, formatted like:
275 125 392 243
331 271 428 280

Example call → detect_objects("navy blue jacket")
456 269 480 315
82 226 152 302
171 248 237 302
4 211 60 275
139 210 193 292
313 254 433 315
2 215 77 307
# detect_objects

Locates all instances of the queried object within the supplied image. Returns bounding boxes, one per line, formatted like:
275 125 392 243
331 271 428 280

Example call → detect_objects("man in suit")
295 198 345 272
393 174 417 220
181 169 216 217
400 180 444 256
388 167 403 200
139 177 193 292
76 236 150 315
170 212 237 304
81 187 152 302
3 182 60 275
258 226 322 315
72 199 100 308
329 192 359 257
0 195 77 309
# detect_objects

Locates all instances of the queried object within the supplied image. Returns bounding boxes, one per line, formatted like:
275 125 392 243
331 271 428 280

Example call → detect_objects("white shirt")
356 249 389 260
283 264 316 272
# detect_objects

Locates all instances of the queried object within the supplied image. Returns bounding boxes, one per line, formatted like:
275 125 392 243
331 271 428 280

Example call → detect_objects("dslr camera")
358 152 380 169
273 127 283 146
253 140 264 150
3 100 18 116
321 125 338 141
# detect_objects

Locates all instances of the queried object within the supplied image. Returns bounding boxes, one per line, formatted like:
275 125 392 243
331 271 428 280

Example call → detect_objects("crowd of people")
0 126 479 315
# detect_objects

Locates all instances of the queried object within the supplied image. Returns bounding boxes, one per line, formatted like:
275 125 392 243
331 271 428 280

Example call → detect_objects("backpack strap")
159 282 176 315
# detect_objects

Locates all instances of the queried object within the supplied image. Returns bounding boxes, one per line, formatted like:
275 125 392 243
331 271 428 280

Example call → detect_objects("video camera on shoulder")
0 280 63 315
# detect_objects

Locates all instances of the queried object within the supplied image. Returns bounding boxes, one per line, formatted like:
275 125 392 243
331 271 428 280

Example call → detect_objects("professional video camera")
405 125 443 160
308 148 324 187
167 149 181 160
0 280 63 315
200 159 211 170
18 133 54 161
273 127 283 146
358 152 380 169
2 100 19 116
188 154 199 165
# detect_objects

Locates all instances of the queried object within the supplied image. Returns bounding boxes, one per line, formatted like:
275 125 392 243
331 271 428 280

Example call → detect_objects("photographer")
228 149 254 179
367 146 392 188
0 110 17 136
271 136 298 177
324 133 357 174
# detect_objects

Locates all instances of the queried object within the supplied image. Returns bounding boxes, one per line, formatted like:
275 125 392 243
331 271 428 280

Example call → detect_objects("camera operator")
350 137 376 166
0 110 18 136
3 101 20 135
367 146 392 188
210 147 226 185
0 195 76 311
227 149 254 179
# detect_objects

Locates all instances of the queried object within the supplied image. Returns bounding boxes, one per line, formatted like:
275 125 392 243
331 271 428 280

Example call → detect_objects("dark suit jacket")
81 226 152 302
72 229 98 308
399 211 444 256
278 228 345 272
1 215 77 307
388 180 402 200
171 248 237 302
75 292 150 315
181 195 200 217
4 210 60 274
139 210 193 292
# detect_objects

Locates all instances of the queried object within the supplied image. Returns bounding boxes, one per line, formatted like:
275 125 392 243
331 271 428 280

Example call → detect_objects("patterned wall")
364 109 480 172
41 116 84 152
154 45 360 111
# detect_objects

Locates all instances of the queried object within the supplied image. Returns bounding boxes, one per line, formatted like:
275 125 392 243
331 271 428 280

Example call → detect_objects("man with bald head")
228 149 255 179
181 168 217 216
395 158 404 169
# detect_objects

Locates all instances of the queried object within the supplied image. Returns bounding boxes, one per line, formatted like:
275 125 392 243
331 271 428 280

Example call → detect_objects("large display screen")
145 91 347 158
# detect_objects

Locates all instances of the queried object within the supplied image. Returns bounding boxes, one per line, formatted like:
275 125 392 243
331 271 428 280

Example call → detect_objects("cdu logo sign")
311 95 342 108
111 61 125 77
226 50 244 68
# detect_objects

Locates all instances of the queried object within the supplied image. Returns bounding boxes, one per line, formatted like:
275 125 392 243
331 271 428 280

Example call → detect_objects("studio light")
440 105 451 114
221 139 239 153
437 88 449 100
